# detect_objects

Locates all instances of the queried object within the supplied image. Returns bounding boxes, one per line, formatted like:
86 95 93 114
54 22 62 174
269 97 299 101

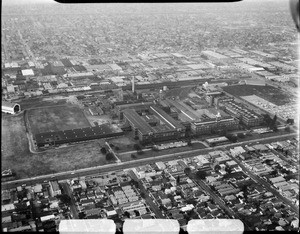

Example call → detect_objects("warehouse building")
116 101 153 119
123 106 185 143
2 101 21 114
219 100 263 127
163 98 238 135
35 125 123 148
191 116 239 135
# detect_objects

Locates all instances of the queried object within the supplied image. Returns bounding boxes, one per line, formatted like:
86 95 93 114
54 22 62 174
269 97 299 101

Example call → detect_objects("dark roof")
35 124 118 145
60 59 73 67
123 109 154 135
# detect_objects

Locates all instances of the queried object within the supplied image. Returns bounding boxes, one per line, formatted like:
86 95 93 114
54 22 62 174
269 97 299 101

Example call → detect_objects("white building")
2 101 21 114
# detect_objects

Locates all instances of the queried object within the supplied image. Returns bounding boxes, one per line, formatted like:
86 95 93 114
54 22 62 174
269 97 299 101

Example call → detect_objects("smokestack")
132 76 135 93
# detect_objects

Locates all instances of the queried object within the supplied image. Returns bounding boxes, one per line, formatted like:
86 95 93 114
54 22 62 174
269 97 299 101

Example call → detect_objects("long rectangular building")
149 106 185 131
219 100 263 127
123 106 185 143
122 109 154 136
35 125 123 148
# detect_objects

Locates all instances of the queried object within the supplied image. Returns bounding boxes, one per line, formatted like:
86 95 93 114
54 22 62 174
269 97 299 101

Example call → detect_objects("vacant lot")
2 112 117 179
31 140 109 176
27 105 91 135
223 85 291 106
1 113 31 173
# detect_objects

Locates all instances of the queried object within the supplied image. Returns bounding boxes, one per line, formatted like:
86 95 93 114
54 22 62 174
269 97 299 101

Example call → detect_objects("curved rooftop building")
2 101 21 115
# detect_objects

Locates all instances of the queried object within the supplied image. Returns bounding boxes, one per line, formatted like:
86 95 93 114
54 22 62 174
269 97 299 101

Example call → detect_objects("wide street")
2 132 297 191
60 182 79 219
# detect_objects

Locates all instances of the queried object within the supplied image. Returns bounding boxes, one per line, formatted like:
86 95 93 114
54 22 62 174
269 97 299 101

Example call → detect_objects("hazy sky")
2 0 56 5
2 0 285 5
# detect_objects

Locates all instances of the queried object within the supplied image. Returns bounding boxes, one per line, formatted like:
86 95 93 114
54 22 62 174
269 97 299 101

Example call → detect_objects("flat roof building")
35 125 123 148
123 106 185 143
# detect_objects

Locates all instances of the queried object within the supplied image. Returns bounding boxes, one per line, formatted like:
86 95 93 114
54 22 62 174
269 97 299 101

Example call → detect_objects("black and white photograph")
1 0 299 233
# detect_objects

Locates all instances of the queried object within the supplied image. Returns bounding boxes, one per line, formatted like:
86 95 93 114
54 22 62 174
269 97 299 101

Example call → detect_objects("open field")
2 112 115 179
2 137 111 179
1 113 31 172
27 105 91 135
223 85 292 106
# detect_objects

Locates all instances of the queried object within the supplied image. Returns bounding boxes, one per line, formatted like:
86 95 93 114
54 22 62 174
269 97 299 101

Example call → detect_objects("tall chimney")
132 76 135 93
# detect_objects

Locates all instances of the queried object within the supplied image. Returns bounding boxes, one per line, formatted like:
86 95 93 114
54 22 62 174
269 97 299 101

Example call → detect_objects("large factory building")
123 106 185 143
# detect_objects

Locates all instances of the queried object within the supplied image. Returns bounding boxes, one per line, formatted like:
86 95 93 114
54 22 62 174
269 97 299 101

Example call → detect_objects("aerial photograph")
1 0 299 233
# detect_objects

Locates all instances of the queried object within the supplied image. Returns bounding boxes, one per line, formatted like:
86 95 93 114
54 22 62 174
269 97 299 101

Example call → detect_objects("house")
48 181 61 197
81 199 94 207
230 146 246 157
291 218 299 229
207 203 218 212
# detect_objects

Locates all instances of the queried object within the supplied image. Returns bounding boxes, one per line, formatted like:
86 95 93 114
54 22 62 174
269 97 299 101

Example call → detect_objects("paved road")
129 170 164 219
61 182 79 219
226 152 299 216
2 133 297 191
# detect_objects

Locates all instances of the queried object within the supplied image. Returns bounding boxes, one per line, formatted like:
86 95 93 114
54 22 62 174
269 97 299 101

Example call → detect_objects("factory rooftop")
122 109 155 135
150 106 184 130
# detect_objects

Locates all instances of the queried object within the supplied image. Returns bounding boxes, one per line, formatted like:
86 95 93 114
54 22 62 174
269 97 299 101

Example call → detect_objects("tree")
272 115 277 126
176 175 180 184
131 154 136 159
214 164 221 172
184 167 192 176
264 159 273 165
78 212 86 219
195 170 207 180
237 133 245 139
100 147 107 154
124 211 130 218
106 152 114 161
263 114 272 127
133 210 140 217
225 166 233 174
140 192 146 198
226 134 238 143
286 119 294 125
284 126 291 132
57 194 71 205
133 144 141 151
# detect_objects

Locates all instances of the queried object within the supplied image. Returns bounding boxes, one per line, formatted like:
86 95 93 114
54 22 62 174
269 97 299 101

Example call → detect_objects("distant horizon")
2 0 286 6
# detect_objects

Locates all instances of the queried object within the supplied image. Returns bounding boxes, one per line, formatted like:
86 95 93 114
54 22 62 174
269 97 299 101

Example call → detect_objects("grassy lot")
223 85 291 106
27 105 91 135
117 142 206 162
2 113 115 179
1 113 31 173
